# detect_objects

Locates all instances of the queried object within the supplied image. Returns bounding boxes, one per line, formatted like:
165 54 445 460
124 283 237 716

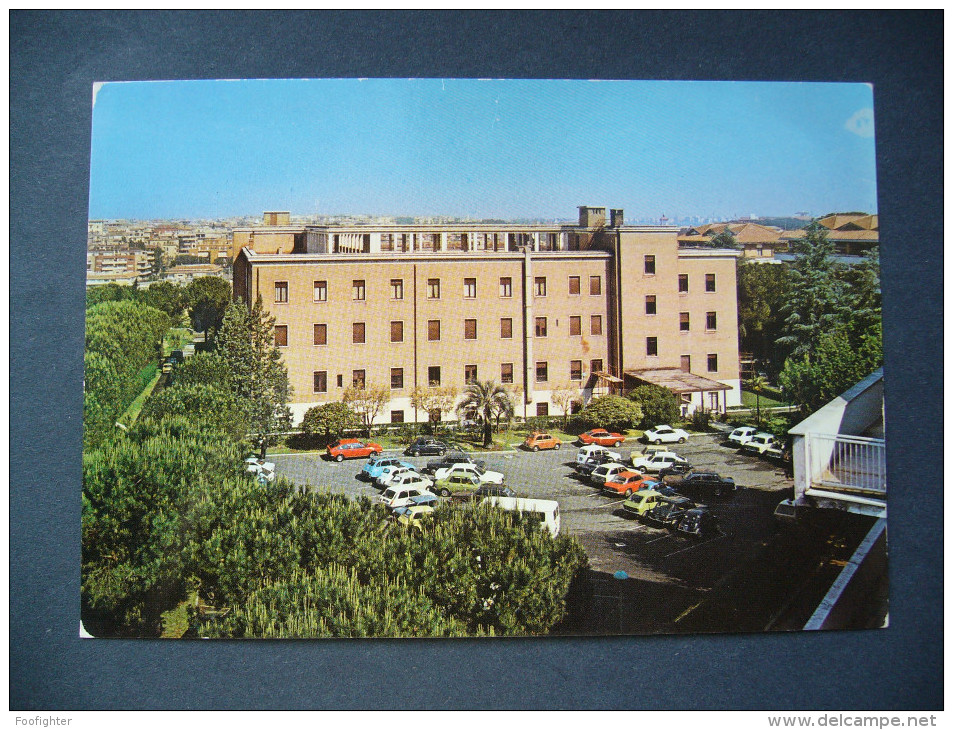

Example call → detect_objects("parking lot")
271 432 800 634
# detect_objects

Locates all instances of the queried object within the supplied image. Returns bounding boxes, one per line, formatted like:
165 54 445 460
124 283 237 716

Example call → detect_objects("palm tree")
747 374 768 425
456 379 516 447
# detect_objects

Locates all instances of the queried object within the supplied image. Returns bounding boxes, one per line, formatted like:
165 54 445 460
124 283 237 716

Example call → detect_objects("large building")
232 206 742 424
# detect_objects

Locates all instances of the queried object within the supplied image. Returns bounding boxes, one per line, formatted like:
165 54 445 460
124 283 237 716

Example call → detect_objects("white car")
245 457 276 483
727 426 758 447
631 451 689 473
376 465 419 487
642 425 690 445
378 485 433 510
589 462 630 486
433 463 504 484
741 433 778 456
576 444 622 464
383 472 434 493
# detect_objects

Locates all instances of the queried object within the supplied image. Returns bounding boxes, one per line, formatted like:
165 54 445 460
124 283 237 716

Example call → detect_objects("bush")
570 395 642 433
627 384 680 428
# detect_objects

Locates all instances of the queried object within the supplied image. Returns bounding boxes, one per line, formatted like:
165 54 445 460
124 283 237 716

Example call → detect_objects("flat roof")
624 368 731 393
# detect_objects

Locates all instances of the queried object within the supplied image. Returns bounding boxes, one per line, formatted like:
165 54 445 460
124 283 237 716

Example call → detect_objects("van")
485 497 561 537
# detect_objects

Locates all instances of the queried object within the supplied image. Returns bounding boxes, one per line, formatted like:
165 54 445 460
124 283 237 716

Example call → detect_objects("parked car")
578 429 626 447
622 488 664 518
642 495 696 528
376 465 420 488
662 470 738 499
380 472 434 495
524 432 561 451
473 484 517 499
404 437 450 457
432 473 481 497
642 425 690 444
631 451 690 473
327 438 383 462
655 462 693 479
632 444 672 459
405 493 440 509
576 444 622 465
741 432 778 456
602 470 650 497
727 426 758 447
425 450 486 475
676 507 719 537
763 441 791 464
590 462 630 487
245 457 276 483
379 485 433 510
393 504 435 529
575 451 616 477
361 456 416 481
433 462 504 484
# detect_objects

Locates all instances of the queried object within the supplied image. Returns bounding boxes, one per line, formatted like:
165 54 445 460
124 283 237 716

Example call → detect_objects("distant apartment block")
86 249 155 278
232 206 743 425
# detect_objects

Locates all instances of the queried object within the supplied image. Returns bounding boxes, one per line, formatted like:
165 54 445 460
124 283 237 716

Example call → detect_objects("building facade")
233 206 742 424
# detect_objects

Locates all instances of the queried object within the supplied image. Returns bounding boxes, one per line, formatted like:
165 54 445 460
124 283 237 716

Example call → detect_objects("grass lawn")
119 363 161 425
741 388 790 409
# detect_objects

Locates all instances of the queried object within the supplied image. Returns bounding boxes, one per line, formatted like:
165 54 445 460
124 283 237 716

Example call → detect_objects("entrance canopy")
624 367 730 394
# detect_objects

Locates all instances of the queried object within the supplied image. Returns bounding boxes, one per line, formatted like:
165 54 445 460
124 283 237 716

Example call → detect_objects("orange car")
524 432 561 452
327 438 383 462
578 429 627 447
603 470 650 497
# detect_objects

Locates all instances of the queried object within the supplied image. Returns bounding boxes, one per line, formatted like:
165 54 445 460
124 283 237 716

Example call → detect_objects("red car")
603 471 650 497
579 429 627 447
327 438 383 462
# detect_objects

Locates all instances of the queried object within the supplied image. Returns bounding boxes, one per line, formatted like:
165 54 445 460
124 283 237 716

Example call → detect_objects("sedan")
361 457 416 481
473 485 517 499
578 429 627 447
662 471 738 499
642 425 690 445
404 437 449 457
602 471 650 497
433 463 504 484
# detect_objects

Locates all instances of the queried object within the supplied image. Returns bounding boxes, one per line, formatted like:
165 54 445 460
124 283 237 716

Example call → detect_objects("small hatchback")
524 432 561 451
622 489 664 518
590 462 630 486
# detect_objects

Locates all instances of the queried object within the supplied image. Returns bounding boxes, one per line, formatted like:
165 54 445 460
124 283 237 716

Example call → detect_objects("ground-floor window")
536 402 549 417
390 410 404 423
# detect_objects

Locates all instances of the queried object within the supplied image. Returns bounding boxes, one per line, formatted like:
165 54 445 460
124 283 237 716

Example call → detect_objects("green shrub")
570 395 642 433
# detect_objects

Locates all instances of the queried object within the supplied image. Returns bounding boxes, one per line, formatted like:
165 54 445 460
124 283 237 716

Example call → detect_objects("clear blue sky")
88 78 878 221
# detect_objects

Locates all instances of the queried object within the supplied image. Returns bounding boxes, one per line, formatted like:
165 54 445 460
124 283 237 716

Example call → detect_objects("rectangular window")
647 337 658 356
390 320 404 342
390 410 405 423
644 255 655 275
707 354 718 372
706 273 716 292
352 369 366 388
313 371 327 393
463 278 477 298
535 317 547 338
569 316 581 336
428 366 441 386
499 277 512 297
568 276 580 295
428 320 441 341
336 374 343 388
645 295 657 315
680 355 691 372
464 319 477 340
274 324 288 347
465 364 478 383
275 281 289 303
390 367 404 389
352 279 366 301
590 275 602 295
534 276 547 297
590 358 603 374
500 317 513 339
313 323 327 346
707 311 718 330
536 402 549 417
427 278 440 299
501 362 514 384
535 361 548 383
353 322 366 344
678 274 689 293
680 312 690 332
570 360 583 381
590 315 603 336
390 278 404 299
313 280 327 302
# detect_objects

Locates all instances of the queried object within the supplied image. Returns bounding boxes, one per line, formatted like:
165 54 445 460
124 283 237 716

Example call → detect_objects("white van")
576 444 622 465
485 497 561 537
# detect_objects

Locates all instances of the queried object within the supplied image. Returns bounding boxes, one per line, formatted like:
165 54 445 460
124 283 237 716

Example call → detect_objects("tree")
216 296 293 457
141 383 247 440
627 384 680 428
571 395 642 433
549 384 579 429
455 380 516 446
138 280 186 319
746 374 768 425
185 276 232 339
301 402 359 443
343 383 390 437
410 384 459 435
708 227 741 249
171 351 234 390
737 258 791 374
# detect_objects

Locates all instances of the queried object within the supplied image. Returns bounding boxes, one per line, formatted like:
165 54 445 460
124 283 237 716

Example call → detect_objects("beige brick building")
233 206 742 424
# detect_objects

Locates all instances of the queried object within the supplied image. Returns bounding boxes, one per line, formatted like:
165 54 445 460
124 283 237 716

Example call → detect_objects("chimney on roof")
263 211 290 226
578 206 606 228
609 209 624 227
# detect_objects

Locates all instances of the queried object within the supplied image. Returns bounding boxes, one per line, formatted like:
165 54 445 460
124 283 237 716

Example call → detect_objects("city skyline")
89 78 878 221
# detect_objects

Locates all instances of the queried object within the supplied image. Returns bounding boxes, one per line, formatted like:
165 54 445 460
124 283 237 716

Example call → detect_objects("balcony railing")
804 433 886 497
